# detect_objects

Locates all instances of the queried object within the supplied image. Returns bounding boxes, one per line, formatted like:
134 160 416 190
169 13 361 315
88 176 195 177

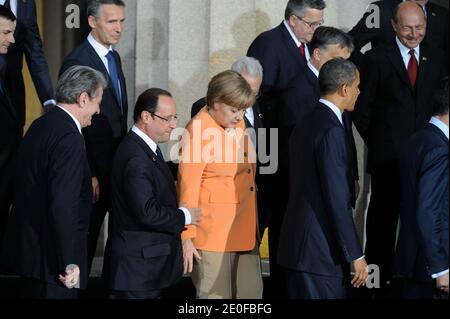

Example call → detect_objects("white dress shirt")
131 126 191 225
283 20 311 62
57 105 82 134
396 37 420 69
245 107 255 127
88 33 113 73
307 61 319 79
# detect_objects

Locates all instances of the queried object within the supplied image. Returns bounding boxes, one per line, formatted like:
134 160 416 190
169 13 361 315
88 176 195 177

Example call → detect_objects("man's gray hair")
56 66 107 104
285 0 326 20
231 57 264 79
87 0 125 19
319 58 357 96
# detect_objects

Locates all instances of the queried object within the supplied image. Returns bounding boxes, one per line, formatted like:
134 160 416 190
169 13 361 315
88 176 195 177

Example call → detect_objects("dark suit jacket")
394 123 448 283
247 22 307 127
5 0 54 127
59 39 128 184
280 65 359 205
353 42 446 172
0 56 20 181
0 107 92 288
277 104 363 278
107 131 185 291
349 0 448 53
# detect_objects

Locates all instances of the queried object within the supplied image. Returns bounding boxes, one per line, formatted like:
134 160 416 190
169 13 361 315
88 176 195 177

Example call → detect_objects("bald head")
392 1 426 49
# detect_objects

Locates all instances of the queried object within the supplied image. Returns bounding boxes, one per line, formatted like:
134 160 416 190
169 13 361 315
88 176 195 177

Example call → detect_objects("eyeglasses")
294 15 324 29
150 112 178 123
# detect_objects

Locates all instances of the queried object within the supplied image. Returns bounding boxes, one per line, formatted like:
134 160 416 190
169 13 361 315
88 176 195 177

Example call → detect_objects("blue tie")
106 51 122 112
156 146 164 162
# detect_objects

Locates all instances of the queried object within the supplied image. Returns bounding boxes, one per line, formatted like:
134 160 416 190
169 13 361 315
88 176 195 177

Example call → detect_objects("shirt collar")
430 117 449 140
307 61 319 78
132 125 158 153
88 33 113 59
319 98 343 125
283 20 301 48
57 105 82 134
396 37 420 61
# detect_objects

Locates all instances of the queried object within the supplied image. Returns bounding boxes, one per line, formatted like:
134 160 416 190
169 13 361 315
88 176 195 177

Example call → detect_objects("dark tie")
156 146 164 162
299 42 306 61
407 49 418 87
106 51 122 112
3 0 10 9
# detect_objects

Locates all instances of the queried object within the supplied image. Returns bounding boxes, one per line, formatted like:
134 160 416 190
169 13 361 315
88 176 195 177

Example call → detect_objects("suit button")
250 187 254 192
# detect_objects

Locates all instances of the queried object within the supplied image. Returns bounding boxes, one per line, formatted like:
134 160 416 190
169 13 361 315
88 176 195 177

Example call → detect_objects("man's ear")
339 84 349 98
287 15 296 28
88 15 96 30
78 92 88 107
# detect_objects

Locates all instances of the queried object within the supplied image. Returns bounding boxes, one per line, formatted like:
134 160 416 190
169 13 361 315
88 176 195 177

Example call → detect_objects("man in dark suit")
278 58 368 299
0 5 18 247
190 57 267 237
394 77 448 299
107 88 201 299
247 0 326 296
349 0 448 69
59 0 128 273
0 66 106 299
280 26 360 208
2 0 55 134
353 1 446 290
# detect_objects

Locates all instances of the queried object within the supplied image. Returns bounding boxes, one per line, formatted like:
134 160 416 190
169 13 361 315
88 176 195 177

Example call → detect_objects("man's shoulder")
251 22 284 44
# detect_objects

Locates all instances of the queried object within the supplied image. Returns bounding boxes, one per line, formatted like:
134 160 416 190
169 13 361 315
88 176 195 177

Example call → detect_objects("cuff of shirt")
43 99 57 107
356 255 365 261
432 269 449 279
179 207 191 225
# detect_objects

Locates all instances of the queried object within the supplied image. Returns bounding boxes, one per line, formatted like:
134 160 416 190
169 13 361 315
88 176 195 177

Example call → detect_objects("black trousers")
0 154 15 246
109 289 161 299
283 268 349 299
365 161 401 285
20 278 78 299
401 279 449 299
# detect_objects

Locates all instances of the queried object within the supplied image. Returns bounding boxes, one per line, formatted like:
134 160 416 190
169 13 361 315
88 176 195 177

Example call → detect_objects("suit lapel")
130 132 177 198
415 46 429 97
387 44 414 93
279 23 304 69
85 41 123 107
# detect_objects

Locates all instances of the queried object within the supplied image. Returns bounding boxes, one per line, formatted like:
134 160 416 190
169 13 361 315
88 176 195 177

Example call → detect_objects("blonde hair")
206 70 255 110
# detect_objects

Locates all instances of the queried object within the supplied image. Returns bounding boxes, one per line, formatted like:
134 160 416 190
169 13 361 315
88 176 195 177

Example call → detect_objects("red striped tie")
407 49 418 87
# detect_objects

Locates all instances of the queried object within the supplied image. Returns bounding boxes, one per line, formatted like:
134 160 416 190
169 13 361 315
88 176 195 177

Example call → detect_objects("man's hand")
351 258 368 288
182 238 201 274
188 207 202 225
58 265 80 289
436 273 449 293
92 177 100 203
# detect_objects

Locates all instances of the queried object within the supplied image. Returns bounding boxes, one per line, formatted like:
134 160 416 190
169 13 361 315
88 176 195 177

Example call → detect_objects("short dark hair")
87 0 125 18
433 77 449 116
319 58 358 96
0 5 16 22
309 26 354 54
134 88 172 123
285 0 326 20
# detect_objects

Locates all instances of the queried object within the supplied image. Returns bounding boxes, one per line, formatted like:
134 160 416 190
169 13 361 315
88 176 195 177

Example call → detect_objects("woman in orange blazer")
178 70 263 299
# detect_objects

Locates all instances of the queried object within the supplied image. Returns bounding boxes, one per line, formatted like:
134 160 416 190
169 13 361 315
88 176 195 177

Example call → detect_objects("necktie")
3 0 10 9
407 49 418 87
156 146 164 162
106 51 122 112
299 42 306 61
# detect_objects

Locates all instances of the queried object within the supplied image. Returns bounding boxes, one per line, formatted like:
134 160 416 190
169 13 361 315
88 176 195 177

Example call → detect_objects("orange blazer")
178 107 257 252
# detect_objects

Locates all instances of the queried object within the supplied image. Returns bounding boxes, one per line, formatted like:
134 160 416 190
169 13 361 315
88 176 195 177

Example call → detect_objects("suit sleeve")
353 51 379 144
316 127 364 263
48 133 87 271
416 147 449 276
23 0 54 104
177 123 208 240
122 157 185 234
